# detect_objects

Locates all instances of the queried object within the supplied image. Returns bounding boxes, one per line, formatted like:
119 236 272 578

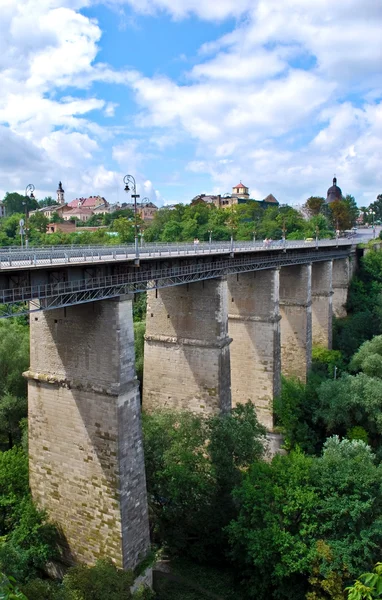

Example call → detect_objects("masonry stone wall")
280 264 312 381
311 261 333 348
332 257 350 318
26 298 150 570
228 270 281 430
143 278 232 414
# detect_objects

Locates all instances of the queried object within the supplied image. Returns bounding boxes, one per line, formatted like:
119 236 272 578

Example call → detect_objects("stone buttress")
311 260 333 348
25 297 150 570
227 270 281 431
280 264 312 382
332 257 350 318
143 278 232 414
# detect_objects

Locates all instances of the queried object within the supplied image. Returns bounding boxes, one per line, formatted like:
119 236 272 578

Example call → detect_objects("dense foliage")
2 221 382 598
228 438 382 600
143 403 266 562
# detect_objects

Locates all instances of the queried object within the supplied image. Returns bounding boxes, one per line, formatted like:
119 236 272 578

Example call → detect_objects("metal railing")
0 245 351 317
0 238 363 271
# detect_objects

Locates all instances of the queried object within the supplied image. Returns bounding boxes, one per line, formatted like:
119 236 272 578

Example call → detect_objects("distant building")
117 201 158 221
231 182 250 200
68 195 109 211
326 177 342 204
263 193 279 207
47 221 76 234
0 202 6 218
63 207 93 222
139 201 158 221
29 205 59 219
191 183 279 210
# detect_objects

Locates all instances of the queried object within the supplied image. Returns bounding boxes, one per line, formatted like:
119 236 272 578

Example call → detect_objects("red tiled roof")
234 183 247 189
67 207 93 215
68 196 106 208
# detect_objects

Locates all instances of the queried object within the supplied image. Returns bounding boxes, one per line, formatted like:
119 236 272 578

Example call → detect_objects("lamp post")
207 229 212 248
24 184 35 249
335 218 339 246
371 210 376 238
253 230 256 243
282 218 287 250
315 225 319 249
123 174 140 262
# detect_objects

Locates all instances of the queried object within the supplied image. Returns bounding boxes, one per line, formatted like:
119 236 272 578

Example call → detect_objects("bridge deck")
0 239 359 318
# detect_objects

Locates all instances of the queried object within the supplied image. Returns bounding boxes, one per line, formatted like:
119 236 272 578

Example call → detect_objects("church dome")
326 177 342 203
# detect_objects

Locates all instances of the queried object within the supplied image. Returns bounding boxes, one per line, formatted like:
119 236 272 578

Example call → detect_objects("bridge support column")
280 264 312 381
25 297 150 570
228 270 281 431
332 257 350 318
312 261 333 348
143 278 232 414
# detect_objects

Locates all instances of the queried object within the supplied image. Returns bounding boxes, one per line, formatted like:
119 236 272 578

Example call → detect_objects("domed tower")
326 176 342 204
57 181 65 205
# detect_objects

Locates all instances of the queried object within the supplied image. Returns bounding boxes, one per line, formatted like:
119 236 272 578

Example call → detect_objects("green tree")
227 449 318 600
304 197 326 217
274 374 327 454
0 320 29 399
343 195 359 228
313 437 382 578
2 193 38 217
50 212 64 224
0 573 27 599
328 198 357 231
110 217 135 243
369 194 382 223
0 394 27 449
350 335 382 378
38 197 58 208
346 563 382 600
29 212 48 234
315 373 382 446
228 438 382 600
134 321 145 386
143 404 265 562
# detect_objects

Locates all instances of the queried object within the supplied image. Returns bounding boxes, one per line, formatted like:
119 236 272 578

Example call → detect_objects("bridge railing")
0 238 365 270
0 246 353 307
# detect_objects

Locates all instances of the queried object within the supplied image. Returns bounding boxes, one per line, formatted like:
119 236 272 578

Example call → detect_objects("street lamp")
371 210 376 238
282 218 287 251
253 230 256 243
207 229 212 247
315 225 319 249
24 184 35 249
123 174 140 262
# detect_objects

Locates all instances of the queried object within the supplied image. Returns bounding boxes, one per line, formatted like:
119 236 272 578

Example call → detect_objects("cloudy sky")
1 0 381 207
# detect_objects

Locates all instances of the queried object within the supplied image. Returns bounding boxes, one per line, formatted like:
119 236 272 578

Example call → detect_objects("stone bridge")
0 239 358 572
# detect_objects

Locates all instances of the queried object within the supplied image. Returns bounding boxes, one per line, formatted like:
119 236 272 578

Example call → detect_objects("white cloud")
0 0 381 208
109 0 253 20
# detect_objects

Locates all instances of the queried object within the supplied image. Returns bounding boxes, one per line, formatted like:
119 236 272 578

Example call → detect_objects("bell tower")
57 181 65 205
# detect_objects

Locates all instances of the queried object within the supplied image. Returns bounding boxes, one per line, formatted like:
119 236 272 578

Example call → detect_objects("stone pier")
25 297 150 570
228 270 281 430
332 257 350 318
280 264 312 381
311 261 333 348
143 278 232 414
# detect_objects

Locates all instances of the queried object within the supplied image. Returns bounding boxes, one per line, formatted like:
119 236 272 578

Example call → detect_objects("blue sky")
1 0 381 207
